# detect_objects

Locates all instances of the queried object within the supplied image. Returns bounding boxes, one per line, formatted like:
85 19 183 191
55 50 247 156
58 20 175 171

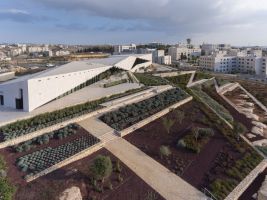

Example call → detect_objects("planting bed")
134 73 168 86
193 72 212 82
124 100 263 200
100 88 189 130
0 127 99 184
12 148 164 200
165 74 192 89
0 87 149 142
191 86 234 124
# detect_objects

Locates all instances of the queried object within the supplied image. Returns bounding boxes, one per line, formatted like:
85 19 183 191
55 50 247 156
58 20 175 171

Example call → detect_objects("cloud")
34 0 267 37
0 9 33 22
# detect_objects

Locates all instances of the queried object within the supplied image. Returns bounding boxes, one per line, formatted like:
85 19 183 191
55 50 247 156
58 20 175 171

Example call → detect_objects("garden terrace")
134 73 168 86
0 87 149 142
215 78 230 87
13 124 81 153
215 76 267 107
100 88 189 131
124 100 263 200
16 134 100 177
193 72 213 82
0 127 95 184
165 74 192 89
13 148 164 200
191 86 234 124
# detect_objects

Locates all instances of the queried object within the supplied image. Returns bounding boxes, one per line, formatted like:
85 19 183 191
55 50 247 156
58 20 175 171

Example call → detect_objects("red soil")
124 101 243 190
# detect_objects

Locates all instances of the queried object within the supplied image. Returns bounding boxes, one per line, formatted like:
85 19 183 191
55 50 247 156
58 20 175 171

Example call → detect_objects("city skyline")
0 0 267 45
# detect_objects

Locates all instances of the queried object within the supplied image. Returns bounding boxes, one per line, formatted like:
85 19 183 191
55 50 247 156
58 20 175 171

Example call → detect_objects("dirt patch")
124 101 244 190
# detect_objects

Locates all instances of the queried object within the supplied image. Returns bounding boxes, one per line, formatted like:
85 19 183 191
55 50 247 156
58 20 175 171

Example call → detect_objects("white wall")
27 66 112 111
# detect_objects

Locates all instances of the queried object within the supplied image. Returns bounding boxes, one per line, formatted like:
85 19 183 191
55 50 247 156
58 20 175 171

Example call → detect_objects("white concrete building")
199 53 237 73
0 54 152 112
114 44 136 55
28 45 49 53
55 50 70 56
168 46 201 61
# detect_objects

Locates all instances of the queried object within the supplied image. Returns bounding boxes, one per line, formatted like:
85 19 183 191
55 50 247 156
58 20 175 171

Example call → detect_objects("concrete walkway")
106 138 207 200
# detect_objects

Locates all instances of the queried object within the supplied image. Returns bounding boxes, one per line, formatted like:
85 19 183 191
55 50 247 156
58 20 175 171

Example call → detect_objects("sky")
0 0 267 46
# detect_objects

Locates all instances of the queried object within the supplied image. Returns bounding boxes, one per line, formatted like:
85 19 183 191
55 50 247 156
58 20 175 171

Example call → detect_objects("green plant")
90 155 113 182
159 145 171 158
118 174 123 183
114 160 122 173
175 110 185 124
162 118 175 134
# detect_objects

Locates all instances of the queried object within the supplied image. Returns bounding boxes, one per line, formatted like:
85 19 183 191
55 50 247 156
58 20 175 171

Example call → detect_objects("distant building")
199 48 267 77
113 44 136 55
152 50 172 65
28 45 49 53
168 45 201 61
55 50 70 56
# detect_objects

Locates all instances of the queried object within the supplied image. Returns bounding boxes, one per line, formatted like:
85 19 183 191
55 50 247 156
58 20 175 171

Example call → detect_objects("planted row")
100 88 189 130
13 124 80 153
17 135 100 176
134 73 168 86
191 87 234 124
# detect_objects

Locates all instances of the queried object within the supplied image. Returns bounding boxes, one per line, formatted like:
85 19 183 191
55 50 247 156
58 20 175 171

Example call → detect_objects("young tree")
90 155 113 182
162 118 175 134
192 127 200 142
234 122 247 141
175 110 185 124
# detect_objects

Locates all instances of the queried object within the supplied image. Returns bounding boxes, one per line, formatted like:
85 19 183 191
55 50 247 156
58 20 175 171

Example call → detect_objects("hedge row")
13 124 80 153
134 73 168 86
17 135 100 176
101 88 189 130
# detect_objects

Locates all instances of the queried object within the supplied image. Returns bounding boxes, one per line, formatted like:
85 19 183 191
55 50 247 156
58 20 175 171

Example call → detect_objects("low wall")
25 142 104 182
119 96 193 137
225 159 267 200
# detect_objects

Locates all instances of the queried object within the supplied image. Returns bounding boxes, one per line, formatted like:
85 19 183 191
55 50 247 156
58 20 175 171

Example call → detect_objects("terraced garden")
100 88 189 130
165 73 192 89
17 135 100 177
191 85 234 124
124 100 263 200
0 87 149 142
13 148 164 200
134 73 168 86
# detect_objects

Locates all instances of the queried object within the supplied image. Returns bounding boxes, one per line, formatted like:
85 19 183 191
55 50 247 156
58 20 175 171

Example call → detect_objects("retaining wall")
225 159 267 200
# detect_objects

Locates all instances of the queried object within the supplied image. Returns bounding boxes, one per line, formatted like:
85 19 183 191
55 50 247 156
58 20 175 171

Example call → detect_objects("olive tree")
90 155 113 182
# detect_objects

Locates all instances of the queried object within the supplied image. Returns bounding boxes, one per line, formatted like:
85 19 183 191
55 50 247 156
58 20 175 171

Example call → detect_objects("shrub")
175 110 185 124
162 118 175 134
90 155 113 182
159 145 171 158
0 178 16 200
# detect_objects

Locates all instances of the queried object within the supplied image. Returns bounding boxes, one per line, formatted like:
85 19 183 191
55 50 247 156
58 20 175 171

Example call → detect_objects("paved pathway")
106 138 207 200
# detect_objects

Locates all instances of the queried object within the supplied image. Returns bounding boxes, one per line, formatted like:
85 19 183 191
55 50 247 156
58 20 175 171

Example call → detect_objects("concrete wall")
0 72 15 82
27 66 111 111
